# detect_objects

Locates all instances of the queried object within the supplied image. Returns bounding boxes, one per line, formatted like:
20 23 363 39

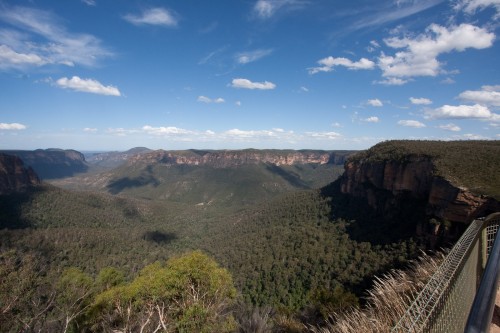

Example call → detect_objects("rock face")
0 149 88 179
128 149 351 168
0 153 40 194
340 155 499 224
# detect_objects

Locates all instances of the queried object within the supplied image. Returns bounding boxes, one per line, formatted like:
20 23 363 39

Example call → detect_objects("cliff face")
0 149 88 179
340 156 499 224
128 149 350 168
0 154 40 194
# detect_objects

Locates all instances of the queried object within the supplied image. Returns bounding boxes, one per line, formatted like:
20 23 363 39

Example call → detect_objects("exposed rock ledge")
340 156 499 224
0 153 40 195
127 149 350 168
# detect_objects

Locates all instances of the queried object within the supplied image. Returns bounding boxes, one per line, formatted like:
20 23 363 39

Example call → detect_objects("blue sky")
0 0 499 151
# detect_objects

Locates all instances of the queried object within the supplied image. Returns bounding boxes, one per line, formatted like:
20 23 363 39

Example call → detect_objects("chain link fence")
391 213 500 333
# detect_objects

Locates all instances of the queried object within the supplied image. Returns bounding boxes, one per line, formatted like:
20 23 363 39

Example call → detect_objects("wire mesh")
391 213 500 333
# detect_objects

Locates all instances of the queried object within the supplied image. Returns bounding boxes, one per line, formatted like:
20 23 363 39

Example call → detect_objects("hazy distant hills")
53 148 354 207
0 148 88 179
85 147 152 169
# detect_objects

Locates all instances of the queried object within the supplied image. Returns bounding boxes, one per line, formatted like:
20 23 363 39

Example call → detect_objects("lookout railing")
391 212 500 333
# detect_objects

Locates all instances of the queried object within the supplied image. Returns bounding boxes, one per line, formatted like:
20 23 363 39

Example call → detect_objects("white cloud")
410 97 433 105
438 123 461 131
426 104 499 120
367 40 381 53
230 78 276 90
106 128 139 136
225 129 271 137
367 99 383 107
458 85 500 106
305 131 342 139
441 77 456 84
235 101 242 107
455 0 500 18
331 122 342 128
56 76 121 96
0 5 112 69
81 0 96 6
463 133 489 140
348 0 445 33
300 86 309 92
253 0 306 19
197 96 225 104
398 120 426 127
142 125 193 136
374 77 409 85
362 116 380 123
236 49 273 64
379 23 495 78
309 56 375 74
0 122 26 130
197 96 212 103
0 45 46 69
123 8 178 27
83 127 98 132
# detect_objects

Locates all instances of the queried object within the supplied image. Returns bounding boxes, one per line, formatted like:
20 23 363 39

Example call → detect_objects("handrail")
465 213 500 333
390 212 500 333
391 219 483 332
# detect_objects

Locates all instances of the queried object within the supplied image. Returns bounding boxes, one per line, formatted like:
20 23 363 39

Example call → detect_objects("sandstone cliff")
339 141 500 224
127 149 351 168
0 149 88 179
0 153 40 194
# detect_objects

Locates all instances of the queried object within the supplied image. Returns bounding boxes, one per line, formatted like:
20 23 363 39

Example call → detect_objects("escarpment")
0 153 40 194
338 141 500 224
0 148 88 179
127 149 351 168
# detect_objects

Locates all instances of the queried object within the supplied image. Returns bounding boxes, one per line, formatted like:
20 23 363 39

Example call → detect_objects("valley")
0 140 499 332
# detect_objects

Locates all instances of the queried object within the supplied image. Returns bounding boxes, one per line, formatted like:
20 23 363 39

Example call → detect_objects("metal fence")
391 212 500 333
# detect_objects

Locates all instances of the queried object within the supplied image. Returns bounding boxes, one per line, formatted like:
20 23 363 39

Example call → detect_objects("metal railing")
391 212 500 333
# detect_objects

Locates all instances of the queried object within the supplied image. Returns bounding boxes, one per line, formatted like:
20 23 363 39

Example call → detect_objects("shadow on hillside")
107 168 160 195
0 186 45 229
142 231 177 244
265 164 309 189
33 163 89 180
320 179 425 246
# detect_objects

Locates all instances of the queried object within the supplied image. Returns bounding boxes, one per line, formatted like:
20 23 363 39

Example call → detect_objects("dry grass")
310 251 445 333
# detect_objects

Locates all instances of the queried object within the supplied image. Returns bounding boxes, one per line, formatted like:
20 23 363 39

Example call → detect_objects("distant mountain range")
51 148 354 207
85 147 152 169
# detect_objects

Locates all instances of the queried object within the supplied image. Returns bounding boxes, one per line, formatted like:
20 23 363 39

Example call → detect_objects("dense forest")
1 140 499 332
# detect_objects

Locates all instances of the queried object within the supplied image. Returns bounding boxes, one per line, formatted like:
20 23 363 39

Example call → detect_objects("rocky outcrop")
340 155 499 224
0 149 88 179
128 149 352 168
0 153 40 194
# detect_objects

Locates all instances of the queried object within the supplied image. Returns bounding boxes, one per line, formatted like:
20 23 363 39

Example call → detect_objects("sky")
0 0 499 151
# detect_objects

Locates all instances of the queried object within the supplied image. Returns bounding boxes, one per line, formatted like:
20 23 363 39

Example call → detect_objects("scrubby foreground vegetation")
0 250 237 333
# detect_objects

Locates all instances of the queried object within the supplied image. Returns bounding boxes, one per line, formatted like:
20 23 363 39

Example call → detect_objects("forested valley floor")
0 182 423 332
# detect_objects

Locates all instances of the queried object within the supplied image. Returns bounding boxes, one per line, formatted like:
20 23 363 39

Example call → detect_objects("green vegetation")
0 250 236 333
2 141 498 331
349 140 500 199
0 184 420 331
